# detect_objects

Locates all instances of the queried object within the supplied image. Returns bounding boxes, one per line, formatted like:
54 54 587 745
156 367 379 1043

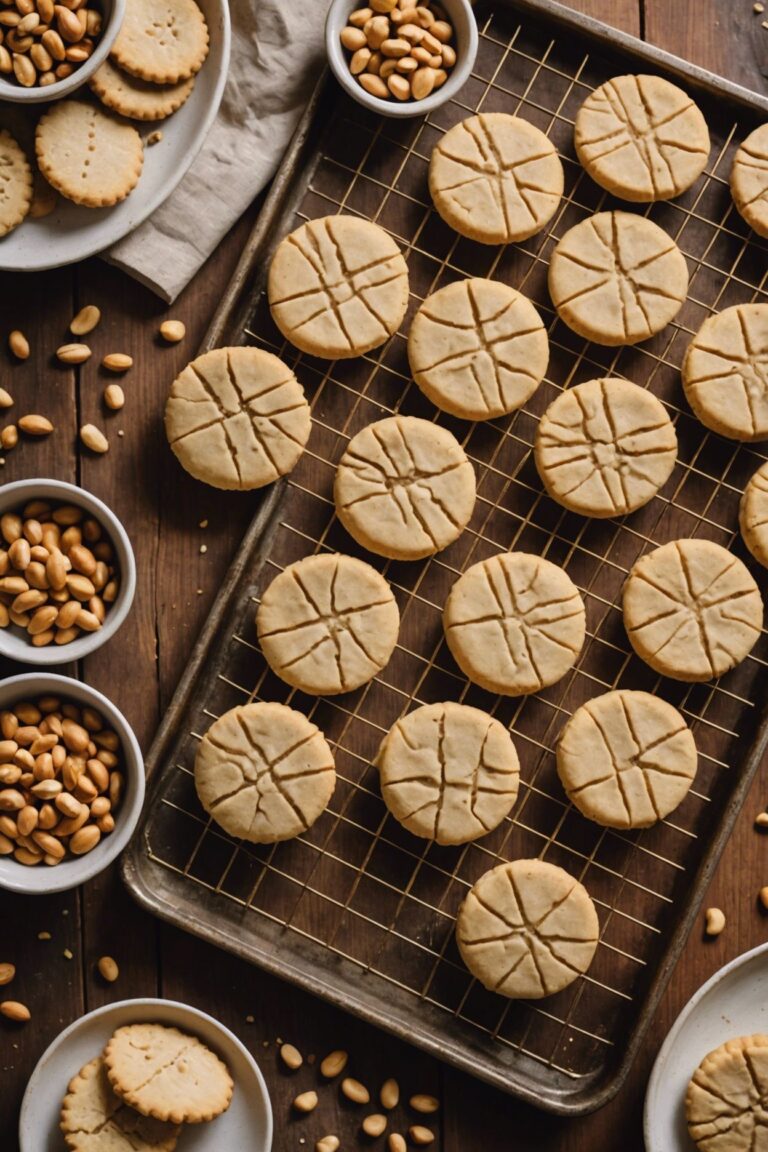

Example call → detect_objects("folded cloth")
104 0 331 303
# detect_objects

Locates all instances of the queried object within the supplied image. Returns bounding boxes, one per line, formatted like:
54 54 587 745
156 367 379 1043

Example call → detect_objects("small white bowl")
0 672 144 895
0 478 135 666
325 0 478 119
0 0 125 105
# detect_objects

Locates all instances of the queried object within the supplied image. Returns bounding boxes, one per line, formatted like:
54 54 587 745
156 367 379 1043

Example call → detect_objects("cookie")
334 415 476 560
110 0 209 85
548 210 688 345
682 304 768 441
575 75 710 202
268 215 409 360
740 461 768 568
35 102 143 209
623 538 763 681
731 124 768 239
429 113 564 244
377 702 520 845
164 346 311 491
456 859 599 999
686 1035 768 1152
444 551 586 695
557 690 697 828
60 1056 180 1152
534 377 678 518
90 59 195 121
104 1024 232 1126
0 129 32 238
256 552 400 695
407 278 549 420
195 701 336 843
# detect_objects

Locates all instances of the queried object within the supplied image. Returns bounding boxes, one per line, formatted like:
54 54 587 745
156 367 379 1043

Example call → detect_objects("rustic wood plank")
645 0 768 92
558 0 640 36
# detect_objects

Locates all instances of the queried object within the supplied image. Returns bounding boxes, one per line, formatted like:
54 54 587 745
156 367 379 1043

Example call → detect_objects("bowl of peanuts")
326 0 477 118
0 478 136 665
0 0 125 104
0 671 144 893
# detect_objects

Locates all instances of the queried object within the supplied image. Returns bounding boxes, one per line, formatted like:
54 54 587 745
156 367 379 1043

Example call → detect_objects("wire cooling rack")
124 0 768 1115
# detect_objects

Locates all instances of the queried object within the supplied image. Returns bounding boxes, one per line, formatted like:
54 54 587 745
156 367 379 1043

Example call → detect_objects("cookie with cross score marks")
60 1056 180 1152
740 460 768 569
686 1034 768 1152
731 123 768 239
682 303 768 441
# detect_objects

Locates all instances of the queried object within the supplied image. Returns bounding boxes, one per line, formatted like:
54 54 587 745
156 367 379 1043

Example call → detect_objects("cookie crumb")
245 1015 255 1024
63 948 73 960
147 130 164 145
199 519 208 528
199 544 207 554
37 931 51 941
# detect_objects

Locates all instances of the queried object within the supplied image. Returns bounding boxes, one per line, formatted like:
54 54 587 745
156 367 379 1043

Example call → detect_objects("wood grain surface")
1 3 767 1150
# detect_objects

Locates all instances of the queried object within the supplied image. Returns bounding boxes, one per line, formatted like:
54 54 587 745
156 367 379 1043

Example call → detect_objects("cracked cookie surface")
444 551 586 695
557 690 697 828
36 102 144 209
548 210 688 345
377 702 520 845
257 552 400 695
195 701 336 843
731 124 768 239
429 113 564 244
682 304 768 441
575 74 710 202
534 377 677 518
0 130 32 239
686 1034 768 1152
268 214 409 359
740 461 768 569
110 0 209 84
334 415 476 560
456 859 599 999
164 346 311 491
623 538 763 681
61 1056 180 1152
408 278 549 420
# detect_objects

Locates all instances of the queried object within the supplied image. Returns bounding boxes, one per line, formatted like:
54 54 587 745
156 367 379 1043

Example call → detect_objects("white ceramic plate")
19 998 273 1152
0 0 230 272
644 941 768 1151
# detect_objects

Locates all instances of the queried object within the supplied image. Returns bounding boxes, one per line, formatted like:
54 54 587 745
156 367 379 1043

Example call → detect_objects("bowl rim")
0 670 145 895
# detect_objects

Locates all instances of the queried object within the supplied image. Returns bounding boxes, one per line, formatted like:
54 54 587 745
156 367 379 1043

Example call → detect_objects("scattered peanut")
341 1077 370 1104
159 320 186 344
103 384 125 412
756 812 768 829
388 1137 407 1152
1 426 18 450
8 330 29 360
320 1049 349 1078
70 305 101 337
97 955 119 982
18 414 53 437
362 1113 388 1137
410 1094 439 1113
293 1090 319 1114
280 1042 303 1070
0 962 15 985
57 343 92 365
340 0 455 102
409 1126 435 1146
380 1078 399 1109
0 389 13 409
0 999 30 1021
146 129 163 145
760 887 768 911
102 353 133 373
80 424 109 454
705 907 725 937
316 1139 340 1152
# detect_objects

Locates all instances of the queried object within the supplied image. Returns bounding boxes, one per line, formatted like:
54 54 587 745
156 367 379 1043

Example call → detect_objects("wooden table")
1 3 766 1148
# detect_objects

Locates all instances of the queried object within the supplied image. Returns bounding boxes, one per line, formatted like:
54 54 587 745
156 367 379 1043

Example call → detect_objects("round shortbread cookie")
444 551 586 695
256 553 400 695
110 0 209 84
0 129 32 238
429 113 564 244
165 346 311 491
686 1034 768 1152
623 538 763 682
268 214 409 360
194 701 336 844
334 415 476 560
740 461 768 568
548 210 688 346
60 1057 180 1152
104 1024 232 1126
731 124 768 239
456 859 599 999
377 702 520 845
575 74 710 202
557 690 697 828
534 377 678 518
35 102 143 209
407 278 549 420
90 59 195 121
682 304 768 442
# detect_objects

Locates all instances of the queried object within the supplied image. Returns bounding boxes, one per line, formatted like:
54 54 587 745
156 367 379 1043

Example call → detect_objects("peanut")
293 1091 318 1113
97 955 119 982
0 962 15 985
409 1127 435 1146
57 343 92 364
70 305 101 336
388 1137 407 1152
280 1042 303 1070
320 1049 348 1078
103 384 124 411
101 353 133 372
705 907 725 937
341 1078 370 1104
316 1139 340 1152
18 414 53 436
160 319 187 343
8 330 30 360
380 1078 399 1109
410 1095 439 1113
0 1000 30 1021
363 1114 388 1137
80 424 108 454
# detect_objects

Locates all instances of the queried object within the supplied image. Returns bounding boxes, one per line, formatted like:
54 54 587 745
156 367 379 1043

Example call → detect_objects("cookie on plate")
407 278 549 420
35 102 143 209
682 304 768 441
740 461 768 568
110 0 209 85
731 123 768 239
61 1056 180 1152
456 859 600 998
0 129 33 238
686 1034 768 1152
377 702 520 845
90 59 195 121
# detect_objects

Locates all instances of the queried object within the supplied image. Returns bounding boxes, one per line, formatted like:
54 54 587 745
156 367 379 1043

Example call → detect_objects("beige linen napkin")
104 0 331 303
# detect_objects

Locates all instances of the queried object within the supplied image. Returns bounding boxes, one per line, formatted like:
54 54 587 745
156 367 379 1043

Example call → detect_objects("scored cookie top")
0 129 33 239
36 102 144 210
407 278 549 420
740 461 768 569
682 303 768 442
268 215 409 360
548 210 688 346
61 1055 180 1152
110 0 210 85
557 690 697 829
377 702 520 845
90 59 196 121
575 74 710 202
623 538 764 682
429 113 564 244
686 1034 768 1152
731 123 768 239
456 859 600 999
534 377 678 518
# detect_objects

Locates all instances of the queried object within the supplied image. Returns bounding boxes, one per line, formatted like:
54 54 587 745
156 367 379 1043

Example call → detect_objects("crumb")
62 909 68 916
200 544 207 554
307 1053 316 1065
245 1015 255 1024
147 130 163 145
37 931 51 941
755 3 764 12
763 18 768 26
262 1040 269 1048
117 430 124 438
63 948 73 960
199 519 208 528
196 588 203 595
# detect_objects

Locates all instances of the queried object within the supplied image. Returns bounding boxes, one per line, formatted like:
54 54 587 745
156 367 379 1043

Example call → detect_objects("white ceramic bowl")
325 0 478 119
0 0 125 105
19 998 273 1152
0 672 144 894
0 478 135 666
